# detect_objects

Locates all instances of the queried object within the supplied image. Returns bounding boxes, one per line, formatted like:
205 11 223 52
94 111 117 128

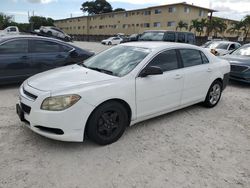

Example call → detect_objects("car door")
136 49 184 119
179 49 212 105
112 37 121 44
29 39 68 74
0 39 32 82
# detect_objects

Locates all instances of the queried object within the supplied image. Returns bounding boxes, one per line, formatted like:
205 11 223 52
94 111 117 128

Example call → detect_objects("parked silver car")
203 41 241 56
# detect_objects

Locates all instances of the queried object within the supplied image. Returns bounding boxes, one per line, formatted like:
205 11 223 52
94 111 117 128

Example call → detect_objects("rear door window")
177 33 185 43
187 34 195 44
179 49 203 67
31 40 61 53
0 40 28 54
164 32 176 42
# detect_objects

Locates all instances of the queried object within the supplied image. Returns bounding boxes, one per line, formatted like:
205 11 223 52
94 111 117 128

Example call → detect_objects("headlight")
41 95 81 111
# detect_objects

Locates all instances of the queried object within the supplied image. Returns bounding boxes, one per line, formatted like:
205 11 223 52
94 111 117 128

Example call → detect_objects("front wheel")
86 101 129 145
203 80 222 108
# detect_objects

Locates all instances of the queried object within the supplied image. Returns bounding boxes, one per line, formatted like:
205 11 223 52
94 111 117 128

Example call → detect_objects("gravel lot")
0 42 250 188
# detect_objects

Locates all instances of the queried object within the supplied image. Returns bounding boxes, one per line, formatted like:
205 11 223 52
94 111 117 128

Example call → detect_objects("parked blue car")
0 35 94 84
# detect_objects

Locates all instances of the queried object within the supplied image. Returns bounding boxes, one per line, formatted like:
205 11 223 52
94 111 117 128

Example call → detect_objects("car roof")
0 34 66 43
143 30 194 34
121 42 199 50
212 41 239 45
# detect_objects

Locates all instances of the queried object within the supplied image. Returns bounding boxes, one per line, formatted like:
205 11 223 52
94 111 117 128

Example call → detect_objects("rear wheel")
86 101 128 145
47 31 52 36
203 80 222 108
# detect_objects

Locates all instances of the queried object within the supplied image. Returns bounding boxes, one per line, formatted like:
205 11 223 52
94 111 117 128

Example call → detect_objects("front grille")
231 65 249 73
21 103 31 114
23 88 38 100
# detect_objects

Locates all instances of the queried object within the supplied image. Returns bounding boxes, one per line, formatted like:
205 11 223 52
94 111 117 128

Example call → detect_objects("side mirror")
139 66 163 77
69 48 78 57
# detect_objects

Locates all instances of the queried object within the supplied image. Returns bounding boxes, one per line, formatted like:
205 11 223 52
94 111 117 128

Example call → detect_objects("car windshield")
232 45 250 56
140 32 164 41
82 45 151 77
215 43 230 50
204 42 219 49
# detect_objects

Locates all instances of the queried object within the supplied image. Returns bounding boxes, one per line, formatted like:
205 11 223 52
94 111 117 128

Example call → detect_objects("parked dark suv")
139 30 196 44
0 35 94 84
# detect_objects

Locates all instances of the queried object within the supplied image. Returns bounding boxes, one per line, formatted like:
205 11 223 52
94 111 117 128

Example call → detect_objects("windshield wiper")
87 66 115 76
78 62 86 67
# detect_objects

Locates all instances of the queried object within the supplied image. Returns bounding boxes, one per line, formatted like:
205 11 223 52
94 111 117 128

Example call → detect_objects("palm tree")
176 21 188 31
189 18 207 36
227 21 244 37
242 15 250 41
189 19 199 34
208 17 227 37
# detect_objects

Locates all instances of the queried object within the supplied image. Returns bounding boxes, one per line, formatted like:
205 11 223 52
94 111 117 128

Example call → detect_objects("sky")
1 0 250 23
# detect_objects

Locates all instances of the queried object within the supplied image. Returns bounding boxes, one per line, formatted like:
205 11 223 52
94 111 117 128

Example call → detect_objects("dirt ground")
0 42 250 188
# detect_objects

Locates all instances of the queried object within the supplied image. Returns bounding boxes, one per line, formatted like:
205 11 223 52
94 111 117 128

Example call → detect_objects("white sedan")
101 37 123 45
17 42 230 145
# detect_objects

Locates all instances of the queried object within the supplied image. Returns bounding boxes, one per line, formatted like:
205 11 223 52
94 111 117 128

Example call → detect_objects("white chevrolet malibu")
17 42 230 145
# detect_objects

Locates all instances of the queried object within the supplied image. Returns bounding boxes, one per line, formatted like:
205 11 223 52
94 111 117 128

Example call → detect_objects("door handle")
56 55 64 58
174 74 182 79
207 68 212 72
20 56 28 60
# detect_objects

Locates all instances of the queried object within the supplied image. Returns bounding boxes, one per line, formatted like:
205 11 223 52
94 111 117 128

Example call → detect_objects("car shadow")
229 80 250 89
0 83 22 90
24 103 204 150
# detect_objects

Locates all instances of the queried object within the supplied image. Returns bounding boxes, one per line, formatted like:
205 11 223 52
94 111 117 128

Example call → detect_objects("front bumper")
17 82 95 142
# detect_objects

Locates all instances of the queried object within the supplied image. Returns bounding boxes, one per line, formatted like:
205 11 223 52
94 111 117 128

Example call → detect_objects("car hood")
27 65 116 92
221 55 250 66
215 49 229 55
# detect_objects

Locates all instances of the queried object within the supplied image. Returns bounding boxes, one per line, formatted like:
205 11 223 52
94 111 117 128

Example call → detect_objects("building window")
136 24 139 27
168 7 176 13
78 26 81 29
199 10 205 17
167 21 176 27
137 12 140 15
154 22 161 27
144 23 150 28
184 7 190 13
123 24 128 29
155 9 162 14
124 13 128 17
144 10 151 15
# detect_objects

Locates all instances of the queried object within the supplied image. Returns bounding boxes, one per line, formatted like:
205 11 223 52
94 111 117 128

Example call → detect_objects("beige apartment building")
54 2 215 36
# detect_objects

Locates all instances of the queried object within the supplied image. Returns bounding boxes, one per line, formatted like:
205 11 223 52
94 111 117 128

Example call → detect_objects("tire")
47 31 52 36
108 42 112 45
203 80 223 108
86 101 129 145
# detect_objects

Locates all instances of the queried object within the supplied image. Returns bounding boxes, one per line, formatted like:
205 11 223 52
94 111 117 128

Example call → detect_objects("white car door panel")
179 49 212 105
136 70 183 118
136 50 183 119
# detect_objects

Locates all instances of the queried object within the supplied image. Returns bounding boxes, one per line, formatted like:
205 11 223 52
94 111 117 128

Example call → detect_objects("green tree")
80 0 113 15
176 21 188 31
208 17 227 37
29 16 54 30
113 8 126 12
242 15 250 41
227 21 244 37
0 13 13 29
